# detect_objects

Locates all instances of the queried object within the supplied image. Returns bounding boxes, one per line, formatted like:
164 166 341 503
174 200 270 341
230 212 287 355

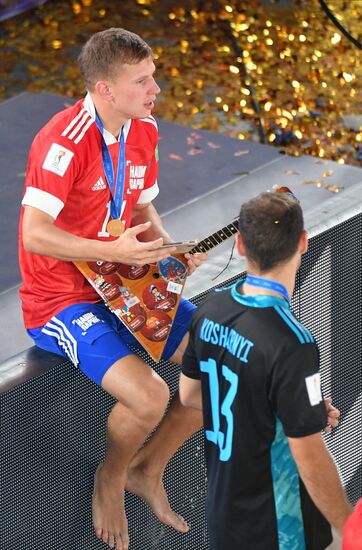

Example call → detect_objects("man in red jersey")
19 28 207 550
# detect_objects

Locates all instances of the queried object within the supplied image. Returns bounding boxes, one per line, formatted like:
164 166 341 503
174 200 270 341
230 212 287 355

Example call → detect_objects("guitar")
74 219 239 361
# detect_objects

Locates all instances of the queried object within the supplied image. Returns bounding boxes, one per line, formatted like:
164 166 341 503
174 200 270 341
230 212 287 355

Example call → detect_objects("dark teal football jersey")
182 280 332 550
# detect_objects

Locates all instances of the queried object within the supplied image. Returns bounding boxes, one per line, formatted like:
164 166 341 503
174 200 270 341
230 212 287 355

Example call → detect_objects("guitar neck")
190 220 239 254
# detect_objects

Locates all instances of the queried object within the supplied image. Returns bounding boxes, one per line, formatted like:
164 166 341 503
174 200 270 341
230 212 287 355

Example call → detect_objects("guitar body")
75 254 189 361
74 219 239 361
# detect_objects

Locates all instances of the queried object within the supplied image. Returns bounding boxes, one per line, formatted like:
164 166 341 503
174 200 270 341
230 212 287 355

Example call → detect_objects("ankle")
130 460 164 480
100 462 126 488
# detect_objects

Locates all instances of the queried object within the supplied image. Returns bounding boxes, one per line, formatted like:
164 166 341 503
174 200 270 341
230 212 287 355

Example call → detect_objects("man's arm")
179 372 202 411
22 205 175 265
288 432 353 536
131 202 172 242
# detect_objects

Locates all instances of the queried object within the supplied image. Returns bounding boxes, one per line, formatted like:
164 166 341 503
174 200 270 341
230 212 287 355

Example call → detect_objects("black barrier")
1 213 361 549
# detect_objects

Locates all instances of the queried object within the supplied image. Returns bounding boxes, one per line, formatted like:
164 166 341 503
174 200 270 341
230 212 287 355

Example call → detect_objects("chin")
133 110 151 120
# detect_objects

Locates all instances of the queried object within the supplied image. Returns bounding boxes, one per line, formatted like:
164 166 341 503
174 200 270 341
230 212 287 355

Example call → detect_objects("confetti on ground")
301 179 324 186
325 184 344 193
207 141 221 149
168 153 184 161
0 0 361 167
234 150 249 156
284 169 301 175
187 147 204 156
189 132 203 140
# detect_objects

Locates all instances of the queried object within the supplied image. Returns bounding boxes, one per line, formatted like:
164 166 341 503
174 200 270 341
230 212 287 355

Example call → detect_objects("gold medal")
107 219 125 236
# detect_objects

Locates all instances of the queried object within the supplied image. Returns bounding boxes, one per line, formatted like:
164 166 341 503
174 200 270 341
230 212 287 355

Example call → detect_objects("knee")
134 377 170 428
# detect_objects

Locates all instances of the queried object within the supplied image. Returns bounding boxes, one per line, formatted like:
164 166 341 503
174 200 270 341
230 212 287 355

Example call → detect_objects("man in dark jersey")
180 191 352 549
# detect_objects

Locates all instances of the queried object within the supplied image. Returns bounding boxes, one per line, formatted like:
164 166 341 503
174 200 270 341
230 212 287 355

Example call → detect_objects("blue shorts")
28 299 196 386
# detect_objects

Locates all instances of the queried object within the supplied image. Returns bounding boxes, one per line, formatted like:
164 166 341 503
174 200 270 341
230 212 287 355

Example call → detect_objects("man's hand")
108 222 176 265
184 252 208 276
289 432 353 535
324 397 340 433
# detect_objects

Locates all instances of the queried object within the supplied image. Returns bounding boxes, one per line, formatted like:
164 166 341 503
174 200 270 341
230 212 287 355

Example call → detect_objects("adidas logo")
92 177 107 191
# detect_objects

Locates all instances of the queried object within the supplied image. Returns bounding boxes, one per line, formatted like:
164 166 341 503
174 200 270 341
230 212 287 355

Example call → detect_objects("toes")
95 527 103 539
176 514 190 533
102 530 109 545
159 511 190 533
171 512 189 533
116 532 130 550
108 534 115 548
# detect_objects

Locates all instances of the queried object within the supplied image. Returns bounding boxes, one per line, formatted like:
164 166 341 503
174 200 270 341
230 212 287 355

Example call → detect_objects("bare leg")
126 391 202 531
126 333 203 532
92 355 169 550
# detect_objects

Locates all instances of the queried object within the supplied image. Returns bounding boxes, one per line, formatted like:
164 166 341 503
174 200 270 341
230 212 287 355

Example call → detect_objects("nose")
150 77 161 95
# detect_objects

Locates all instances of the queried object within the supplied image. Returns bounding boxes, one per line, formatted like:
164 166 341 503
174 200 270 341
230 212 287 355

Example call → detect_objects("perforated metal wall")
0 362 209 550
1 213 361 549
294 213 362 506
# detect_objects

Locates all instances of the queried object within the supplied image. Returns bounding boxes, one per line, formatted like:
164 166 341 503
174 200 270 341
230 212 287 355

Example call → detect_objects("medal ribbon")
244 274 290 304
95 111 125 220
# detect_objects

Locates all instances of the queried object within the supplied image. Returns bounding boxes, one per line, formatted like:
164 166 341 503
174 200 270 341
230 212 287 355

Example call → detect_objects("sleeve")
22 135 79 219
181 313 202 380
269 343 327 437
137 119 159 204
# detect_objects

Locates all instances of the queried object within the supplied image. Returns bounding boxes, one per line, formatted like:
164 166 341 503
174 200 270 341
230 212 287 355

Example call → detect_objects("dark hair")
77 28 153 91
238 192 304 271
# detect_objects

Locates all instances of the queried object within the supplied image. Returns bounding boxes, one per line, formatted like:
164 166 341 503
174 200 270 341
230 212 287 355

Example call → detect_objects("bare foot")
92 464 130 550
125 465 189 533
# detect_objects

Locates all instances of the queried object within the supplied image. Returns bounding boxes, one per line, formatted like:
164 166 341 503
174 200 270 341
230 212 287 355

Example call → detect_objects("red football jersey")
19 94 159 328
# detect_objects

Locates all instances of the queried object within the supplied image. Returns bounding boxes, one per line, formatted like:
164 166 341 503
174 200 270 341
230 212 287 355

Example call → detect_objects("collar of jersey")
83 93 132 146
231 280 290 309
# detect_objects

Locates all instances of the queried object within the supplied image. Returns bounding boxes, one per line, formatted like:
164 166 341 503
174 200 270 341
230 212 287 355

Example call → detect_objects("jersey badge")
129 165 147 190
92 177 107 191
42 143 74 177
305 373 323 406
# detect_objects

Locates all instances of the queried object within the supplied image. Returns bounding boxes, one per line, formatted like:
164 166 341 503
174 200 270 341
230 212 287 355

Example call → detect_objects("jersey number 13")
200 358 239 462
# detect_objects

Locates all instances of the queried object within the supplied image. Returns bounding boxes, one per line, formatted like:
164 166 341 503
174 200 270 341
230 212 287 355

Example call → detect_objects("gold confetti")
325 184 344 193
301 179 323 186
72 3 81 14
51 39 62 50
0 0 360 169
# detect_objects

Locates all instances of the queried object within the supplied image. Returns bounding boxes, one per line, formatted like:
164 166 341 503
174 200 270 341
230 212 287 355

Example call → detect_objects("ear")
235 233 246 257
299 229 308 254
94 80 113 102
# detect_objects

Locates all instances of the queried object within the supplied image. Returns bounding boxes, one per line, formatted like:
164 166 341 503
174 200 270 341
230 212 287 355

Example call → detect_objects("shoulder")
29 99 99 171
271 305 315 346
190 285 234 326
34 99 97 152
